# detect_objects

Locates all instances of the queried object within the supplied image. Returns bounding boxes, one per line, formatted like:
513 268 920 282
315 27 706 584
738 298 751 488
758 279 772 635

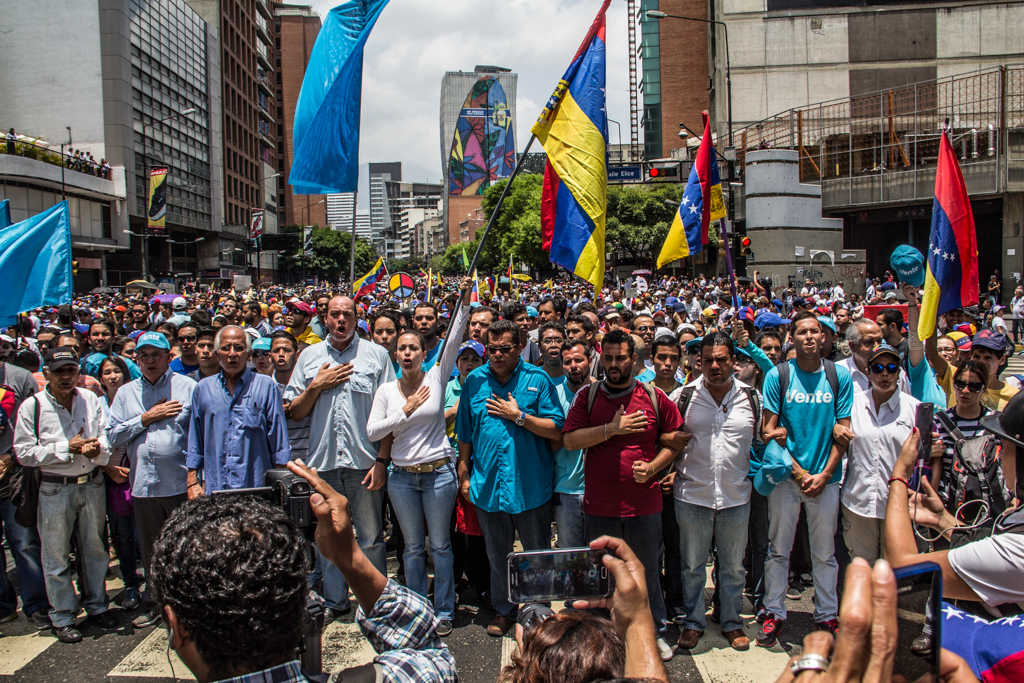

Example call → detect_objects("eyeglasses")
542 337 565 345
486 345 516 355
953 379 985 393
634 325 654 332
252 351 269 359
178 335 197 342
869 363 899 375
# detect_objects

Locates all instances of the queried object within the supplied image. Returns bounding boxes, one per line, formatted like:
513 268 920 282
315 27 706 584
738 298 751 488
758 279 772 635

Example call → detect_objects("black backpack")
934 410 1012 521
777 358 839 403
585 380 661 424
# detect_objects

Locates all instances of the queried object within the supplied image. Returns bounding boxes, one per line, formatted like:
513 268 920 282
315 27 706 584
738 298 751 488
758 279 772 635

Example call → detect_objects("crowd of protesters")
3 128 112 179
0 261 1019 683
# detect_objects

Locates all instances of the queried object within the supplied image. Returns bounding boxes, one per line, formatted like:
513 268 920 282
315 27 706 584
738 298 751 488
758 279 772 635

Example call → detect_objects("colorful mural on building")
447 76 516 196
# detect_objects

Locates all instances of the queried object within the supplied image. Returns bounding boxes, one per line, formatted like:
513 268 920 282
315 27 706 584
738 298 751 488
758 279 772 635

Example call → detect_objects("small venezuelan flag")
354 257 386 298
919 127 979 339
533 0 610 293
657 112 726 268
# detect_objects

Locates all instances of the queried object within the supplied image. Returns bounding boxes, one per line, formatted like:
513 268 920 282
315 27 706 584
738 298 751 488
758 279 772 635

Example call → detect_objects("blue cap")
890 245 926 288
772 298 783 308
754 312 786 330
684 336 703 353
817 315 836 334
358 320 370 334
526 306 539 318
459 340 486 358
252 337 272 352
135 331 170 351
752 440 794 496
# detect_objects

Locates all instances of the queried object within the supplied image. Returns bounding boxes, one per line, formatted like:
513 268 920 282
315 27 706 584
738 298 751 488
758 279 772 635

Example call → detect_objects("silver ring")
790 653 830 676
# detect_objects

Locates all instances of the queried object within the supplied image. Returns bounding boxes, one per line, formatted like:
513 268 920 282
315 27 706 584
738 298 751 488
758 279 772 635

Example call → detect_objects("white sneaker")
657 636 675 661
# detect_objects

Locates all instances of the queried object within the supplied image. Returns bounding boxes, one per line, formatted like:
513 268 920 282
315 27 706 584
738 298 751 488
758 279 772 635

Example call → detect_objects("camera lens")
517 603 554 632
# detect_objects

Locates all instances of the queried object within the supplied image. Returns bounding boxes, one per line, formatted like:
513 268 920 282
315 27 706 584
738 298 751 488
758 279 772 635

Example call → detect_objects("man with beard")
468 306 497 344
412 301 443 370
285 301 321 351
562 329 683 661
502 303 540 365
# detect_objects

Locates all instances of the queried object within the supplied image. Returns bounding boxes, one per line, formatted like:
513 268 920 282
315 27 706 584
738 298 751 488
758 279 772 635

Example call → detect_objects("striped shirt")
278 379 309 462
935 405 990 501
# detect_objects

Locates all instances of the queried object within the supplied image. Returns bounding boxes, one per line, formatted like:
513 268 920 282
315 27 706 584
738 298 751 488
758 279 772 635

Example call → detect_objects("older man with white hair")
185 325 291 494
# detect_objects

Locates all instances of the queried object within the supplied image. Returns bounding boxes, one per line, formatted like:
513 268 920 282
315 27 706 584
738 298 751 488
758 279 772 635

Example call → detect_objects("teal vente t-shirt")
552 376 585 496
762 359 854 484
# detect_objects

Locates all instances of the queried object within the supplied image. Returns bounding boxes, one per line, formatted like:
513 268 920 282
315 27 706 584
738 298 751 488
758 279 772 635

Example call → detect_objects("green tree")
480 173 546 271
604 184 685 266
276 225 379 283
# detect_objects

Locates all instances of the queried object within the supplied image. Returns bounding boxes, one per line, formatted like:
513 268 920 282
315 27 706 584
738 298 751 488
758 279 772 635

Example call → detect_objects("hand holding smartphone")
507 548 612 604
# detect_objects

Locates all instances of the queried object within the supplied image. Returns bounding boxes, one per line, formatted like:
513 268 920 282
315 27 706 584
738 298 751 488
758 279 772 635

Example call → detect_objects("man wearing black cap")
13 347 114 643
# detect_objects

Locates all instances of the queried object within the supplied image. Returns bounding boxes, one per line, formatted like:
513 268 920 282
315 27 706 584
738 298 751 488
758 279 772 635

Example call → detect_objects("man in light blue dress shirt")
107 331 196 629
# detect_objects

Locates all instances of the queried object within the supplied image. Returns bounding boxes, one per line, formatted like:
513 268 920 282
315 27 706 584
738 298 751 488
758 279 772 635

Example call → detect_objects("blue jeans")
586 512 668 633
315 467 386 613
0 496 49 617
764 480 840 622
387 464 458 620
676 499 750 632
553 492 585 548
475 501 552 619
37 475 110 627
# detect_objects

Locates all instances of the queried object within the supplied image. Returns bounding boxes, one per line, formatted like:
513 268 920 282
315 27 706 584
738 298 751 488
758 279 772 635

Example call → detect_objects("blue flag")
0 199 10 229
0 201 72 325
289 0 390 195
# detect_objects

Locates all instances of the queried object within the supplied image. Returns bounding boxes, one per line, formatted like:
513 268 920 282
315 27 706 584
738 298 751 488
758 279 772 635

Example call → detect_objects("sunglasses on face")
486 345 515 355
634 325 654 332
178 335 197 342
869 362 899 375
953 379 985 393
252 351 269 359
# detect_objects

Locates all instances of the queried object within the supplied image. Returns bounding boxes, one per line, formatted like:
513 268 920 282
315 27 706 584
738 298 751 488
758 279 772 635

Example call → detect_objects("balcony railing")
736 65 1024 206
2 133 114 180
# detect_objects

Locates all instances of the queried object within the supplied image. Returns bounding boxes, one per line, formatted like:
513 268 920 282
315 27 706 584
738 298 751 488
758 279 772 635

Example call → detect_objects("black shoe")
31 610 52 631
53 625 83 643
323 605 352 626
87 610 118 630
436 619 453 637
786 583 802 600
132 607 162 628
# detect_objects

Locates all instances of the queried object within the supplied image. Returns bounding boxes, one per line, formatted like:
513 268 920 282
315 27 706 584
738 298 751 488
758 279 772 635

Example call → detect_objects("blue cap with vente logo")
890 245 926 288
135 331 170 351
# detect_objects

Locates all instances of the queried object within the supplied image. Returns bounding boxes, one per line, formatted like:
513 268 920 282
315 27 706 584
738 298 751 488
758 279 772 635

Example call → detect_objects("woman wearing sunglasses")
931 360 992 503
841 342 942 565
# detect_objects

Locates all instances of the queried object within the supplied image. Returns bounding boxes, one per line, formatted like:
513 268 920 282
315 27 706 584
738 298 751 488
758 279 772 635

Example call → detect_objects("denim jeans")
0 496 49 617
315 467 386 612
661 491 683 618
676 499 750 632
748 490 770 613
586 512 668 633
108 510 141 591
37 475 110 627
553 493 585 548
387 463 458 620
475 501 552 619
764 480 841 622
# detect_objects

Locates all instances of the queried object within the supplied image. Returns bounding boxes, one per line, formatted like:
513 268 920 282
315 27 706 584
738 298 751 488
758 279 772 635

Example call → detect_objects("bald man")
285 296 395 620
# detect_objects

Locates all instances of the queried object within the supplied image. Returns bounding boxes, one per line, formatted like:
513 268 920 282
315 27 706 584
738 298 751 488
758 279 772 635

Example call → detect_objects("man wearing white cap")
166 297 190 328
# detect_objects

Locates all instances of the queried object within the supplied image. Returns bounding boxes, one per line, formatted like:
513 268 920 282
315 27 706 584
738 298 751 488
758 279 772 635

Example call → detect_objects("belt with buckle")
41 469 102 486
395 458 451 474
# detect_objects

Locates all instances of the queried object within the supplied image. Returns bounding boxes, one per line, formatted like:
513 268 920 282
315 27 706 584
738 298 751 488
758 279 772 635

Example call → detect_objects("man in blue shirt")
456 319 563 637
757 311 853 647
107 331 196 629
186 326 291 494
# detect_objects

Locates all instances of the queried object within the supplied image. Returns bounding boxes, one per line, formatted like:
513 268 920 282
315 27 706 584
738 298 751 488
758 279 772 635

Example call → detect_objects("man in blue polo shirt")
757 310 853 648
456 319 563 637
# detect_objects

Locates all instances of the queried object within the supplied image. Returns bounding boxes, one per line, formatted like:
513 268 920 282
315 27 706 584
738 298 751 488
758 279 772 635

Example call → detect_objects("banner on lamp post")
147 167 168 234
250 209 264 242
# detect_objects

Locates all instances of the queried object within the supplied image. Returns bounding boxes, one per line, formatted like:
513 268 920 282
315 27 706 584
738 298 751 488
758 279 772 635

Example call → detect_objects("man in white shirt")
668 333 759 652
842 343 920 563
13 348 113 643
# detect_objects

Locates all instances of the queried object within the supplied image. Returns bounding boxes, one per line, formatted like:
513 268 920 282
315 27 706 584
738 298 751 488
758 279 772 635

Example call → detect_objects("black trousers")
133 494 188 605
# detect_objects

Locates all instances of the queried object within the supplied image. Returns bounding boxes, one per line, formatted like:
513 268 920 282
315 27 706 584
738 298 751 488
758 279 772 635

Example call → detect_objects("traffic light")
646 163 680 182
740 236 752 258
72 260 79 276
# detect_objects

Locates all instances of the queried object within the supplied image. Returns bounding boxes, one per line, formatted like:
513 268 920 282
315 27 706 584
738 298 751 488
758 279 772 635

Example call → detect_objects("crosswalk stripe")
0 624 55 676
109 627 195 679
321 620 378 672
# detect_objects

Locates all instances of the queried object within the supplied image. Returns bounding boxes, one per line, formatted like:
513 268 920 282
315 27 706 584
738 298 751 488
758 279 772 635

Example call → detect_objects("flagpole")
434 134 537 365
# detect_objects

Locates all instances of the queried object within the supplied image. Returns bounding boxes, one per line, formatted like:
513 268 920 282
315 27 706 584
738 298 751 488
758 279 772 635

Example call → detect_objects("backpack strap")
585 382 602 416
638 381 660 425
33 395 40 442
778 360 790 405
675 385 696 422
822 359 839 399
935 410 966 443
742 386 761 429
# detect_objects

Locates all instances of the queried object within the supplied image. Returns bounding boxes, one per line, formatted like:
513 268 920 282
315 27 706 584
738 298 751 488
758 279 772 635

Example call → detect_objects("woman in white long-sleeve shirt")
366 278 472 635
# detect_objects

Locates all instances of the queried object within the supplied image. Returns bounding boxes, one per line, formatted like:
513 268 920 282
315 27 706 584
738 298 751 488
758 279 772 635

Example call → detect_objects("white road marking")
108 627 195 679
0 620 56 676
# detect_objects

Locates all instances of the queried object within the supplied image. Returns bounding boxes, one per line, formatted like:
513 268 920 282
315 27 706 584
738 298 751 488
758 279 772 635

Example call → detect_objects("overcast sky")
307 0 631 193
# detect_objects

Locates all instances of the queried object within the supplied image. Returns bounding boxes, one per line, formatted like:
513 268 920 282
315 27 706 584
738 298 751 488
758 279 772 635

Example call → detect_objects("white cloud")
307 0 630 185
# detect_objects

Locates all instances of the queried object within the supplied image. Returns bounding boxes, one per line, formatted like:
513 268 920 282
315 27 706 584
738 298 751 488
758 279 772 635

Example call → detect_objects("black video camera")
264 469 316 529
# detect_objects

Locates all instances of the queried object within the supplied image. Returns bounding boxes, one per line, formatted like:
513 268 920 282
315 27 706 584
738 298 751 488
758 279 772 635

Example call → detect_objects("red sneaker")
815 618 840 636
756 615 784 647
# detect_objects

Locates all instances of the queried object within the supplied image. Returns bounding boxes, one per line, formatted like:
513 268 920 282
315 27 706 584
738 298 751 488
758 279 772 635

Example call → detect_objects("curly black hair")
149 495 308 678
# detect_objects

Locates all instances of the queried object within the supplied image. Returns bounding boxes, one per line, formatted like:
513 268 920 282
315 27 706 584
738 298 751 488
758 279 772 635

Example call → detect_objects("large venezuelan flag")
354 257 386 298
533 0 610 292
657 112 726 268
918 128 979 339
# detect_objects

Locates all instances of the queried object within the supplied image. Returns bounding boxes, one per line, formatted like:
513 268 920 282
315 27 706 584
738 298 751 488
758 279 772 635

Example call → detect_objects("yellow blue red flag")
657 112 726 268
354 257 385 298
533 0 610 292
918 127 979 339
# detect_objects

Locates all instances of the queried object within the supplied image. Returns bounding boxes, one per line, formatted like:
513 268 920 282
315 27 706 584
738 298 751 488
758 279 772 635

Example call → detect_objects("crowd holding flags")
354 256 387 299
918 124 980 340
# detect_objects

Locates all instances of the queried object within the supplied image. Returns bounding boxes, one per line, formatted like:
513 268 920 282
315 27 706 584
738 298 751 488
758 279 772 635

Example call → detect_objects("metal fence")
736 65 1024 205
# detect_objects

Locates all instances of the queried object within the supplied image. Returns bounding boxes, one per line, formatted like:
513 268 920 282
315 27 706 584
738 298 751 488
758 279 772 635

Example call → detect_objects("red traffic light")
741 237 751 248
650 167 661 177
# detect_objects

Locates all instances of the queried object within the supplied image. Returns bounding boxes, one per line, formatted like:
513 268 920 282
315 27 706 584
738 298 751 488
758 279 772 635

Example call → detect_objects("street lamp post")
141 107 197 282
646 10 732 148
250 172 282 287
299 199 326 286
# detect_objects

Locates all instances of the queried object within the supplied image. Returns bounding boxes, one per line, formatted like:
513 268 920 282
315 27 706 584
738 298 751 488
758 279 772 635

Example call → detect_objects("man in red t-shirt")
562 329 683 660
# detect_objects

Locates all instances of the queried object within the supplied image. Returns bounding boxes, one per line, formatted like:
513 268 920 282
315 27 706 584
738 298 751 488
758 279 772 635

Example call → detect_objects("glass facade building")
639 0 662 160
129 0 213 231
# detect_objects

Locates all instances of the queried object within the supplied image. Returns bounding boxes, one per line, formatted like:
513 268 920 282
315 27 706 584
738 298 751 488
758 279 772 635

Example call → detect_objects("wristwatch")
515 410 526 427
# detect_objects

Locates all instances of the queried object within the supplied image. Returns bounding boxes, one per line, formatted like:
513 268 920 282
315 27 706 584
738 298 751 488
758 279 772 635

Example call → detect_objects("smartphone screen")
507 548 611 604
915 402 934 462
893 562 942 681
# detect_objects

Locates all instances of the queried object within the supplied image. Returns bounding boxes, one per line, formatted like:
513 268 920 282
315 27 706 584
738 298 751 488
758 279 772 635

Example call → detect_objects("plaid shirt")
211 580 456 683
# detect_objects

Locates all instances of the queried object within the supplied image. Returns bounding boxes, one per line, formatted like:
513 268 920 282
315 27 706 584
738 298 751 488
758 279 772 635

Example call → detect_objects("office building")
273 2 327 231
389 181 443 259
369 162 401 252
326 191 355 230
0 0 225 289
440 66 517 245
